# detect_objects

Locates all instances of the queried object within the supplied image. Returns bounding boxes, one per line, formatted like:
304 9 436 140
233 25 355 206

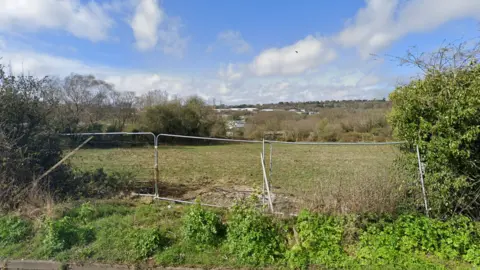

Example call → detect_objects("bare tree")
388 37 480 74
61 74 113 124
138 89 168 109
110 90 137 130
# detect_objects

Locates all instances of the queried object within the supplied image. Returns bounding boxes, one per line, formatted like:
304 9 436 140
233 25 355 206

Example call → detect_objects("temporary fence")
60 132 428 215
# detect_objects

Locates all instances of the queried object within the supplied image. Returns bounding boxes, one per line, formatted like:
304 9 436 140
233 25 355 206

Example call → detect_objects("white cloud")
130 0 188 57
0 39 391 105
157 17 189 58
208 30 252 54
217 63 243 81
249 35 337 76
337 0 480 58
0 0 113 42
131 0 163 51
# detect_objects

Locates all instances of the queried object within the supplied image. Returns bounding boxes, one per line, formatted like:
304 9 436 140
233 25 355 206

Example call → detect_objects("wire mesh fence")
61 133 416 215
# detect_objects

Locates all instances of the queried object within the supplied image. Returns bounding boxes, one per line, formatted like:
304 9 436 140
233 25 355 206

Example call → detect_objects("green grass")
69 143 410 213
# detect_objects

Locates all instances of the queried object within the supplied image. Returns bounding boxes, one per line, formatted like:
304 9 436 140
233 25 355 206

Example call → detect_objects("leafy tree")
389 40 480 218
142 96 226 138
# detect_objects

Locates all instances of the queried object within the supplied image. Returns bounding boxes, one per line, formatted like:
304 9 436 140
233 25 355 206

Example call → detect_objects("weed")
225 196 286 266
285 210 352 269
42 216 94 256
182 202 225 248
0 215 32 246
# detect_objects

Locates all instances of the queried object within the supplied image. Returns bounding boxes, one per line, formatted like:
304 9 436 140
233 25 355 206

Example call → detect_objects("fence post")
262 138 266 206
416 144 429 217
269 143 273 191
154 135 159 197
260 153 274 212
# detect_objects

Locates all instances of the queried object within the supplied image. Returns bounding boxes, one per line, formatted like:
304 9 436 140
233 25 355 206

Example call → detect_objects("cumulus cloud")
130 0 188 57
337 0 480 58
131 0 164 51
249 35 337 76
208 30 252 54
0 0 113 42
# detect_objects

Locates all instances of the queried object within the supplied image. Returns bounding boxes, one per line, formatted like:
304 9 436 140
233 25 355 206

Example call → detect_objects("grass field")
69 143 411 214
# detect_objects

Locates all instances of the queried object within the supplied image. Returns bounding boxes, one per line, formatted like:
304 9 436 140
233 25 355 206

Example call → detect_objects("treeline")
218 99 390 110
242 108 390 142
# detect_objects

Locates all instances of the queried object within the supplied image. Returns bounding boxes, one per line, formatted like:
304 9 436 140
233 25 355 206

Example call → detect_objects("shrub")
286 210 351 269
42 216 94 256
464 245 480 266
56 169 135 200
389 47 480 218
0 215 32 246
132 227 168 260
42 204 97 257
225 196 286 266
182 203 225 248
355 214 480 266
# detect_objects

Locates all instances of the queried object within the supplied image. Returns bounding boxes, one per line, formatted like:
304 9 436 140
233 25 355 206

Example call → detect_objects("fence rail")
59 131 417 214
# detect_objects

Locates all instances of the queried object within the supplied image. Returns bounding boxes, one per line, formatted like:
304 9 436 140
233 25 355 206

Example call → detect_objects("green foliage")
42 216 94 256
286 210 351 269
0 68 70 210
42 203 97 256
389 61 480 218
356 214 480 267
0 215 32 246
182 203 225 248
464 245 480 266
225 196 286 266
143 96 226 139
131 228 168 260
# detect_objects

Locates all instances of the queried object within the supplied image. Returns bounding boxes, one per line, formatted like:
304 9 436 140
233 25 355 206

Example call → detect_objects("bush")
389 47 480 218
132 228 168 260
0 70 71 210
356 214 480 267
42 216 94 256
285 210 351 269
55 169 135 200
182 203 225 248
0 215 32 246
142 96 226 140
225 196 286 266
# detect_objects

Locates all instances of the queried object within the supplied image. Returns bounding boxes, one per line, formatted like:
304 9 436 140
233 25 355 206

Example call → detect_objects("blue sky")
0 0 479 104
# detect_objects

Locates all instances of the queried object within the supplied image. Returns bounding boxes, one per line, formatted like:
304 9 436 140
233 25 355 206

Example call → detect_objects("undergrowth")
0 199 479 269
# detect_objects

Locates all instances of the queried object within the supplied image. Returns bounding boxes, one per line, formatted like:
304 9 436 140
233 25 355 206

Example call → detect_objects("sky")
0 0 479 105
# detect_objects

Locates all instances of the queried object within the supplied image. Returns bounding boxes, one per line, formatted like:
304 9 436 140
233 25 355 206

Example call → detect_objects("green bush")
182 203 225 248
132 227 168 260
355 214 480 267
0 215 32 246
42 216 95 256
42 210 95 256
464 245 480 266
225 196 286 266
389 59 480 218
286 210 351 269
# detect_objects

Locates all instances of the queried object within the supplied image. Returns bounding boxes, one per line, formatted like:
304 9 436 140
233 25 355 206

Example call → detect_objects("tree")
0 66 70 209
142 96 226 138
388 39 480 218
110 90 137 130
138 89 168 109
61 74 113 126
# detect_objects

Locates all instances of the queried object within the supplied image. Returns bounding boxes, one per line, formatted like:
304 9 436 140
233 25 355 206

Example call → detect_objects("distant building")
226 120 245 130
